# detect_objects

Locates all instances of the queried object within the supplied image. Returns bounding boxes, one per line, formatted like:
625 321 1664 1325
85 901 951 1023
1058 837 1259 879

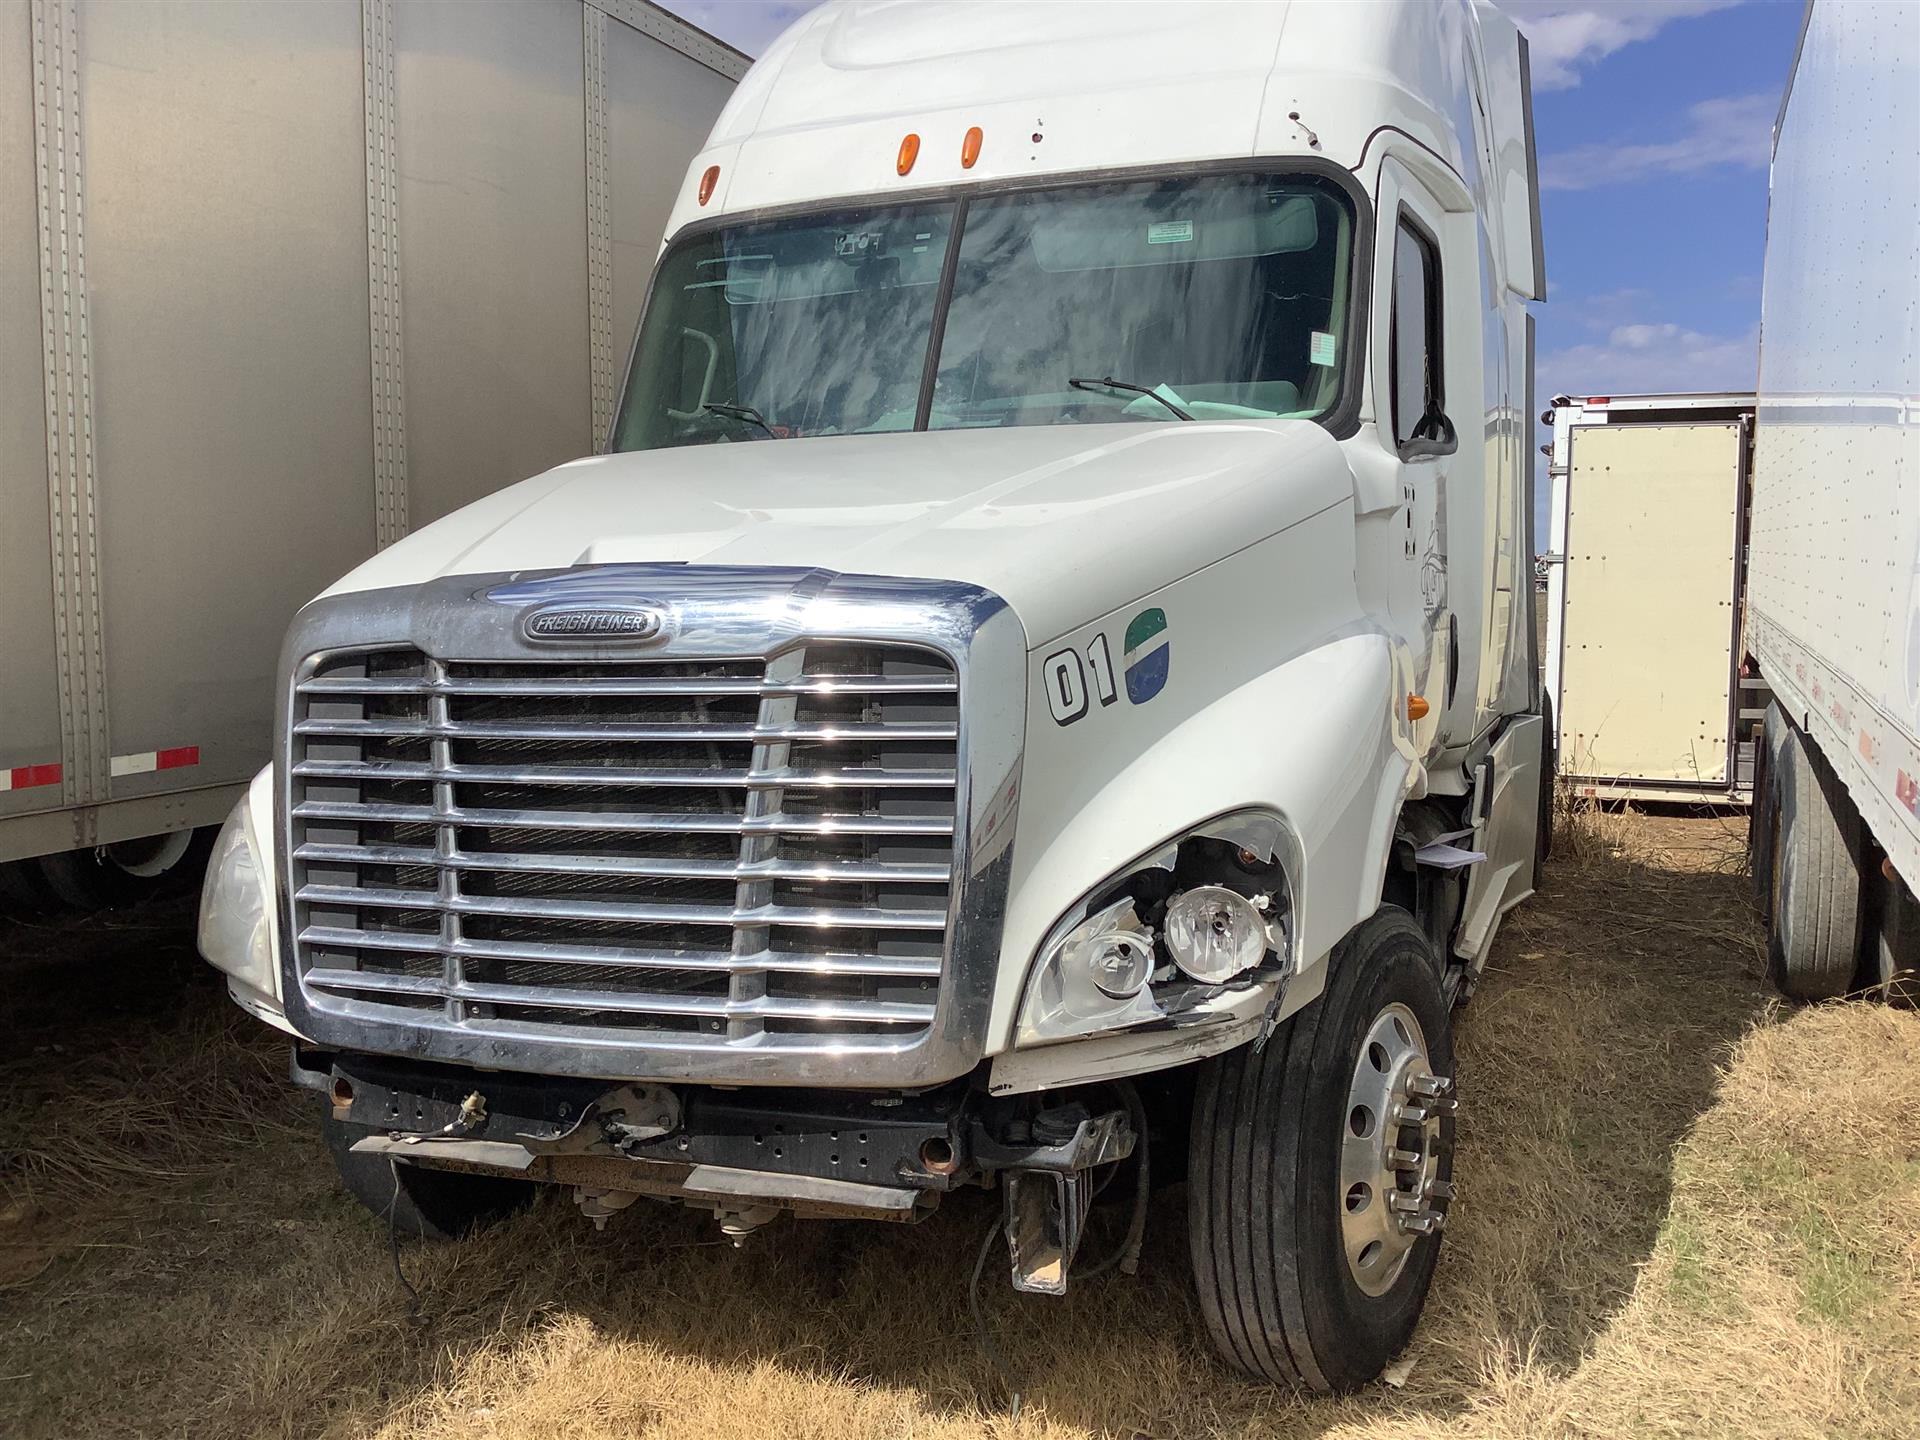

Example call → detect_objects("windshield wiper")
702 401 776 436
1067 376 1195 421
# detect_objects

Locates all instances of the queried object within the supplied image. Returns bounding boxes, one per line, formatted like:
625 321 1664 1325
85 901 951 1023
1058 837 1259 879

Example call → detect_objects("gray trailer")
1 0 740 902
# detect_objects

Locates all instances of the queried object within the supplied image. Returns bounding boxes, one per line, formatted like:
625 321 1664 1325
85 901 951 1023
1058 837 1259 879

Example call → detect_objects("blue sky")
658 0 1808 533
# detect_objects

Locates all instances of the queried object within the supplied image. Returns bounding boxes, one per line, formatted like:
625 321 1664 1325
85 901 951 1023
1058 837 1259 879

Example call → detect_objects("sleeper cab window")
1388 215 1449 455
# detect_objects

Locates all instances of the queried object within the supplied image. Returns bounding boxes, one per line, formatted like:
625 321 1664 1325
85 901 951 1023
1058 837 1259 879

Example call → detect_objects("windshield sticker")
1147 220 1193 246
1309 330 1337 367
1124 608 1171 704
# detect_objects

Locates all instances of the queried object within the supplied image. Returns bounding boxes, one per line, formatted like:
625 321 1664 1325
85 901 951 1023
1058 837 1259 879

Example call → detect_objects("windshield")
612 171 1355 452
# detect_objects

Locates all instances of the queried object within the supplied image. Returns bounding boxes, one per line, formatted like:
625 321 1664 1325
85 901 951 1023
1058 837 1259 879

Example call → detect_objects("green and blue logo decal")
1123 608 1170 703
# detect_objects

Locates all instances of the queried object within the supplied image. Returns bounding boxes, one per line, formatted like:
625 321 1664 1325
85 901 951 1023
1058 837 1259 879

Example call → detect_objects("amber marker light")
1407 694 1430 721
697 164 719 205
961 125 984 168
897 132 920 176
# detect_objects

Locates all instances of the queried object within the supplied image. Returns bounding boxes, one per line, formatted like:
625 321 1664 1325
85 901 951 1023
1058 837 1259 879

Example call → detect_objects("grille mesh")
288 644 958 1047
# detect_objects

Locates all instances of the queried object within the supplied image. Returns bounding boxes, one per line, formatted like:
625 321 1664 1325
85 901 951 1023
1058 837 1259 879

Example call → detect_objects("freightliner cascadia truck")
198 0 1549 1390
1746 0 1920 1001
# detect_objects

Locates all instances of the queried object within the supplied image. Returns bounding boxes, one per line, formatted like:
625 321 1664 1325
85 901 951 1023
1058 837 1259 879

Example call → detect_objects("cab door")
1371 157 1477 747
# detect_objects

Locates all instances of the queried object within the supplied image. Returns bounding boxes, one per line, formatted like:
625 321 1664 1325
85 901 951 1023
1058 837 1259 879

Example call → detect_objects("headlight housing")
1165 885 1269 983
1014 810 1297 1047
197 796 274 994
1016 898 1162 1045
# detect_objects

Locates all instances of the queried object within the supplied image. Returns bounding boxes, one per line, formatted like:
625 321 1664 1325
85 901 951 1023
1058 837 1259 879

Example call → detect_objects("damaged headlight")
1165 885 1269 983
1014 810 1297 1048
197 795 274 994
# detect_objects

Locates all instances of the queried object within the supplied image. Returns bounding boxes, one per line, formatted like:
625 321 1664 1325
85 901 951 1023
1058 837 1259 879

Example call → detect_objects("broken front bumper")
296 1048 1134 1291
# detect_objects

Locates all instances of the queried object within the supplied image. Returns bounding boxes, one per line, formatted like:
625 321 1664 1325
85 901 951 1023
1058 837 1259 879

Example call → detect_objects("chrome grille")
287 644 959 1052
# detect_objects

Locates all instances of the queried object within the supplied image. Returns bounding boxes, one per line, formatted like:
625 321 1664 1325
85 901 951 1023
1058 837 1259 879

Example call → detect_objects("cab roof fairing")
655 0 1529 255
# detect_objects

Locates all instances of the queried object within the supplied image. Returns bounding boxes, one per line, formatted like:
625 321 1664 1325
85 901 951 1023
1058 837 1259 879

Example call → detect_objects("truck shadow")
0 814 1775 1439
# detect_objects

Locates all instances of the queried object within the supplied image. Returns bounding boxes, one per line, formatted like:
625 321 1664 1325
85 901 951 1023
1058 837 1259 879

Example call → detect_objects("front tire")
1188 908 1455 1392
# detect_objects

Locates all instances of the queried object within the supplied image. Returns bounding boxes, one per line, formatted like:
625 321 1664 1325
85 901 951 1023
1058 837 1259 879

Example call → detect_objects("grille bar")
294 717 958 742
289 641 958 1053
293 758 957 789
304 967 939 1025
297 881 950 931
294 841 951 884
301 924 943 978
299 673 957 698
293 799 952 836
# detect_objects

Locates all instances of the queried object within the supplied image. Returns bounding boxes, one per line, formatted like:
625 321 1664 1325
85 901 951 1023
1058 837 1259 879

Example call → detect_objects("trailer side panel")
1747 0 1920 887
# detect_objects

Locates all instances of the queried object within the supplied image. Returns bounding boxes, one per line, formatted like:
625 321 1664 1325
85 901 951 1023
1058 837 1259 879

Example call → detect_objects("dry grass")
2 811 1915 1439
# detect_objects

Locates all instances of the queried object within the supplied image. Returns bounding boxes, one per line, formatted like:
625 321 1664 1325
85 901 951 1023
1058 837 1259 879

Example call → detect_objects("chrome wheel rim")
1338 1001 1455 1297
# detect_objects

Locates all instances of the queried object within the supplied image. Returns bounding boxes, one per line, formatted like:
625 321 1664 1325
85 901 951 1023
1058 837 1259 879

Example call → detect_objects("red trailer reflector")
156 745 200 771
1 762 62 792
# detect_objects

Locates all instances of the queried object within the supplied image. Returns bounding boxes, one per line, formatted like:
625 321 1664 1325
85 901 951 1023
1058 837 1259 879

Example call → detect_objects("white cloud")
1538 90 1774 189
656 1 821 58
1537 319 1758 402
1530 315 1757 544
1502 0 1744 90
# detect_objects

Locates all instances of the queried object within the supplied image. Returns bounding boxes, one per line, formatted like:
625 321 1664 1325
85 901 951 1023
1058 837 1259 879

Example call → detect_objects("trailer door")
1557 422 1742 787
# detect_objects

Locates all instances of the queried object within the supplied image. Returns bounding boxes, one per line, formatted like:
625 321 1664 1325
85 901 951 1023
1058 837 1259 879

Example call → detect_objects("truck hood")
329 422 1352 646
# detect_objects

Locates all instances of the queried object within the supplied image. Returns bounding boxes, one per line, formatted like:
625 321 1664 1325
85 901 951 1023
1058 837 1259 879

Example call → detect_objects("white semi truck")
0 0 741 905
1747 0 1920 1001
198 0 1549 1390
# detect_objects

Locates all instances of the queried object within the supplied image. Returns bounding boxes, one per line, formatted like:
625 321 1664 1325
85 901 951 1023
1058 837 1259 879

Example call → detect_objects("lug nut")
1426 1178 1457 1201
1392 1103 1430 1125
1407 1073 1454 1099
1386 1146 1422 1171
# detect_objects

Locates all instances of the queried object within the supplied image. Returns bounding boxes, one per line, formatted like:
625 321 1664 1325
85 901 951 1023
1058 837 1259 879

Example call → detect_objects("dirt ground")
2 809 1916 1440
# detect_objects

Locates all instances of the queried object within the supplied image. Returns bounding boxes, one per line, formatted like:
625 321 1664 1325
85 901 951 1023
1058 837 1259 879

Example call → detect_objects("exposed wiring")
1075 1078 1150 1281
968 1213 1021 1420
385 1159 426 1327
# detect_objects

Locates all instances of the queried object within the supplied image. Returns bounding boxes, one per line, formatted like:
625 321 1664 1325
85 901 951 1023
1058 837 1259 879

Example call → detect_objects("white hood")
328 421 1352 646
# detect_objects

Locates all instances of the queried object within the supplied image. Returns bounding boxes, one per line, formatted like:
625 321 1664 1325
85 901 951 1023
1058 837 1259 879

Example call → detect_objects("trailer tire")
36 828 206 910
1188 907 1454 1392
1766 716 1866 1000
0 860 59 915
323 1115 537 1241
1750 702 1791 909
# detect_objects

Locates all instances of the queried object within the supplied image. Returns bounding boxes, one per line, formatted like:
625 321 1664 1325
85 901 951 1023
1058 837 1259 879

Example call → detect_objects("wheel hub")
1338 1002 1455 1296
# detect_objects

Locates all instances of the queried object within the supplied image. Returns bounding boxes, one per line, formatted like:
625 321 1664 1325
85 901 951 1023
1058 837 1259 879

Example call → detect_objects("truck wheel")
323 1115 536 1240
36 828 203 910
1767 717 1865 1000
1188 907 1455 1392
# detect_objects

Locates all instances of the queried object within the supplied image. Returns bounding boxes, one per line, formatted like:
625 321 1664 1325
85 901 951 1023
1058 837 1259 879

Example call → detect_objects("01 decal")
1044 612 1171 725
1123 607 1171 703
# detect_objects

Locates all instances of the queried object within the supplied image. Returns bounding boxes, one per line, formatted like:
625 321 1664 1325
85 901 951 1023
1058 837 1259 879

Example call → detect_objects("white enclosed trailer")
1746 0 1920 999
0 0 740 902
1542 392 1767 805
198 0 1547 1390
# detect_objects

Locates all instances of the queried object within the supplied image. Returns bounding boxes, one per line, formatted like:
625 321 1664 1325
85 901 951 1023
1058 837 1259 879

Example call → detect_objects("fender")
987 627 1416 1061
